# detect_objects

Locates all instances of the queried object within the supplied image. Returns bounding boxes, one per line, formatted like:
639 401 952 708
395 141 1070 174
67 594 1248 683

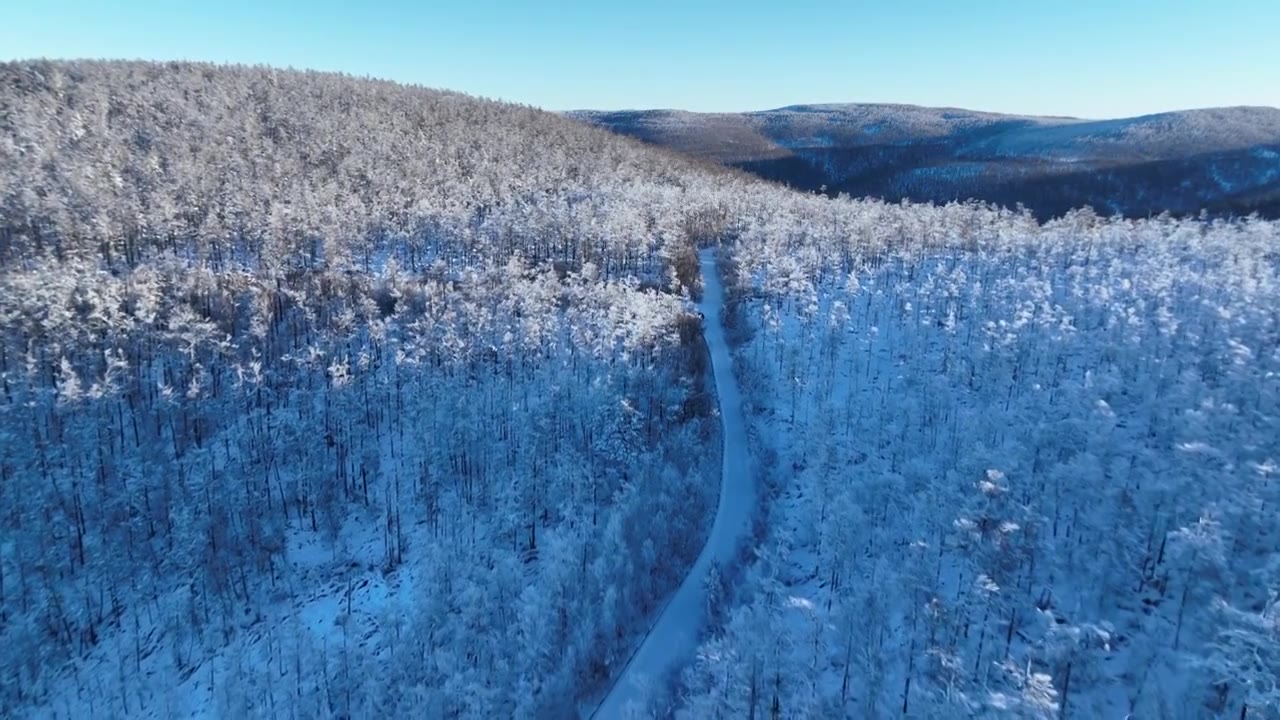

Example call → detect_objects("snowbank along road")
590 248 756 718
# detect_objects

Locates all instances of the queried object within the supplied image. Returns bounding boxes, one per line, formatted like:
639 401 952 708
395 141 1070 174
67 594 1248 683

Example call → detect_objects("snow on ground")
26 504 419 719
589 249 756 719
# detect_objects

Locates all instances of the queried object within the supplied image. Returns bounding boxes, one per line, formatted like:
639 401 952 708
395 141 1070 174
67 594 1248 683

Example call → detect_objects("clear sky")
3 0 1277 118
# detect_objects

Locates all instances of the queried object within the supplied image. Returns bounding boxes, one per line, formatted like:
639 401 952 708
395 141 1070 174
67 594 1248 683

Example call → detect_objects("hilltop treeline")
0 60 740 278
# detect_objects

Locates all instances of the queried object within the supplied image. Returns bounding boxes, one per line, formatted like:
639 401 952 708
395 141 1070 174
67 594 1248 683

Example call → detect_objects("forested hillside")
1 60 743 273
0 59 743 717
678 209 1280 719
2 60 1278 719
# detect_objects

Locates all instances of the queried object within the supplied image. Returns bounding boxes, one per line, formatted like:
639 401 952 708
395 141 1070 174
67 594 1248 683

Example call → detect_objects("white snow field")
590 249 756 719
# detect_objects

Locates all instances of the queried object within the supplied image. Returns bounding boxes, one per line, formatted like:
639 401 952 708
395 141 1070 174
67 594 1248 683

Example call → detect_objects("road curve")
589 248 755 718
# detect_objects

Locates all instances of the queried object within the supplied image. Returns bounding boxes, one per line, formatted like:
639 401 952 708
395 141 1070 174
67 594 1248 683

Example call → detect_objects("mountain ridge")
569 103 1280 218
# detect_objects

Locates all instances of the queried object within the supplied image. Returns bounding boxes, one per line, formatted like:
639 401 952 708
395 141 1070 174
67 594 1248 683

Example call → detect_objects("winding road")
589 248 755 718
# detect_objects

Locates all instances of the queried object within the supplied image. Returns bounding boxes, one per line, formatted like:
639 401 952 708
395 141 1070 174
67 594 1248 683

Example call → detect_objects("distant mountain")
569 104 1280 218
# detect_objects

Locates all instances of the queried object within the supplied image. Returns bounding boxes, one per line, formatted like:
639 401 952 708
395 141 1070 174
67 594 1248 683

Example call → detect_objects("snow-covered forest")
679 210 1280 719
1 60 1278 719
0 60 737 717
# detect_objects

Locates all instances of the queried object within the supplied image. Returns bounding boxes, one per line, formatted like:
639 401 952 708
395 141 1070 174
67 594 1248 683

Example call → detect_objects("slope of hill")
0 60 744 275
0 59 740 718
569 104 1280 218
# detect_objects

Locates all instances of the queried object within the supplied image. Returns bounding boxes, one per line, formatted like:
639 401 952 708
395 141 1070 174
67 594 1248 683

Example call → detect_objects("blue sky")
3 0 1277 117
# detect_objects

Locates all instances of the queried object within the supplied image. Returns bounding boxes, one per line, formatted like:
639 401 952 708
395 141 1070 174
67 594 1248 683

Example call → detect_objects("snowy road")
589 248 755 718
